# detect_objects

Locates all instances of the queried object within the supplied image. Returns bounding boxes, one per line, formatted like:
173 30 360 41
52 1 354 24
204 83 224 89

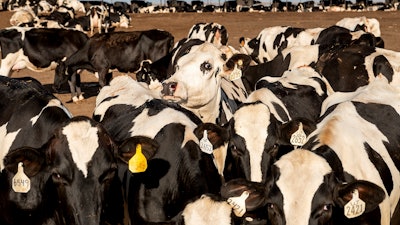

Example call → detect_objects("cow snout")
162 82 177 96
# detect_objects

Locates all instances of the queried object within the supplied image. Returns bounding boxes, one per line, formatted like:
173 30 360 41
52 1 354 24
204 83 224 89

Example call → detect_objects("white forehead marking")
234 103 271 182
62 120 99 178
130 108 198 148
0 123 21 171
275 149 331 225
30 99 72 125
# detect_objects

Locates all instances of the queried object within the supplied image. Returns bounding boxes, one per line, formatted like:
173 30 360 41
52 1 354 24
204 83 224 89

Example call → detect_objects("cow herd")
0 15 399 225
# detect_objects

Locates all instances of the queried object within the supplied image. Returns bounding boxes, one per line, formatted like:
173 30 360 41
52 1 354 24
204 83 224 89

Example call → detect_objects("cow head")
263 149 386 225
161 39 249 123
46 116 123 225
239 36 261 64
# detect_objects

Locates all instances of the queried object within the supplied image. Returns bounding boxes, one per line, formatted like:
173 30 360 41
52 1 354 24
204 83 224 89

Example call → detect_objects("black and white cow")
336 16 381 39
94 75 229 224
0 76 123 225
0 27 89 99
187 22 228 48
160 39 249 125
256 76 400 225
315 43 400 93
88 4 108 35
54 29 174 102
221 67 331 183
239 25 383 64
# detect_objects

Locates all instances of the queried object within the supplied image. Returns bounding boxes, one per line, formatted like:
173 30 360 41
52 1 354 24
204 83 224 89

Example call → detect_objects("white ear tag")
227 191 249 217
200 130 213 154
12 162 31 193
290 122 307 147
344 189 366 219
229 62 243 81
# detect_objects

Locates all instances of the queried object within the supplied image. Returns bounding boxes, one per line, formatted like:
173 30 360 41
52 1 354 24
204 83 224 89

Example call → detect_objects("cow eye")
99 168 116 183
52 173 69 185
200 62 212 73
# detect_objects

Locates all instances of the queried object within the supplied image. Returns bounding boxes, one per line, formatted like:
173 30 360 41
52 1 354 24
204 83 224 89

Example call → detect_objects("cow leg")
68 72 84 102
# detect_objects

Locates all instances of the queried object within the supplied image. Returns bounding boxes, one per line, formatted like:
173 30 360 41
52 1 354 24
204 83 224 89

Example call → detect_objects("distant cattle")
239 25 383 64
94 75 226 224
54 29 174 102
88 4 109 35
187 22 228 47
257 76 400 225
0 27 89 99
0 76 123 225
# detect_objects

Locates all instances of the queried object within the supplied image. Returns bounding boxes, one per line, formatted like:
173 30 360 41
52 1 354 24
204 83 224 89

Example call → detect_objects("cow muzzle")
161 82 177 96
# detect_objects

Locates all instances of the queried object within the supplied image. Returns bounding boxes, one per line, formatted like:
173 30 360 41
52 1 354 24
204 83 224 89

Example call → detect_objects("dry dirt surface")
1 10 400 117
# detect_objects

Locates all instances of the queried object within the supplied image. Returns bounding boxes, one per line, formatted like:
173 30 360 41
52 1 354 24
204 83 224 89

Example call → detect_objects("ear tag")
200 130 213 154
12 162 31 193
128 144 147 173
227 191 249 217
344 189 366 219
229 63 242 81
290 122 307 147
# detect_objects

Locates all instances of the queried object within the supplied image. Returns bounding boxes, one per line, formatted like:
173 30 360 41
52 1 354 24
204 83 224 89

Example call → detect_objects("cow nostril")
162 82 177 96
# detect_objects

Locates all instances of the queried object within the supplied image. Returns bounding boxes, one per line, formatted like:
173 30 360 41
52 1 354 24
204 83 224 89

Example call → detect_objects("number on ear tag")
290 122 307 147
129 144 148 173
229 64 242 81
344 189 366 219
12 162 31 193
227 191 250 217
200 130 213 154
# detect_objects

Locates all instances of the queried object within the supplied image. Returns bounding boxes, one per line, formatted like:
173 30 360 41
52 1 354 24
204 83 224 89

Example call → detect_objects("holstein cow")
88 4 109 35
54 29 174 102
249 76 400 225
239 25 383 65
93 75 231 224
0 27 89 98
221 67 331 183
315 43 400 93
0 76 124 225
187 22 228 48
160 39 249 125
336 16 381 39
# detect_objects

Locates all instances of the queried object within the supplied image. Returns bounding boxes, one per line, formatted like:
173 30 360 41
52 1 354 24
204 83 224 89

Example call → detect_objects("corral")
1 10 400 117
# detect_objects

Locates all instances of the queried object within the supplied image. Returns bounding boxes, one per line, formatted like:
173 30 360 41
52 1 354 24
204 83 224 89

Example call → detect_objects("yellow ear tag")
128 144 147 173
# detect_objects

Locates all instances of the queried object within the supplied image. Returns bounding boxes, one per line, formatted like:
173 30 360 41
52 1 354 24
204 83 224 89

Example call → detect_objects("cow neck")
193 88 222 124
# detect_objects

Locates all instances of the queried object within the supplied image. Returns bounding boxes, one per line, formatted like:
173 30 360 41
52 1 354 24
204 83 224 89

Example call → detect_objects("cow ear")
221 178 267 211
333 180 386 215
194 123 229 149
223 54 252 74
118 136 159 163
4 147 46 177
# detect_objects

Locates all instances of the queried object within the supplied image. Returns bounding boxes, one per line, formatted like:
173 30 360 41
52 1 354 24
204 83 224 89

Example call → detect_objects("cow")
251 75 400 225
0 27 89 100
315 43 400 93
64 15 91 31
54 29 174 102
239 25 383 65
93 75 229 224
88 4 109 35
0 76 124 225
187 22 228 48
160 39 249 125
336 16 381 39
9 7 36 26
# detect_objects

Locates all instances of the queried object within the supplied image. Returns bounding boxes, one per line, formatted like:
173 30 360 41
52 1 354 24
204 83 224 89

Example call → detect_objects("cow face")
47 116 123 225
161 40 247 122
264 149 386 225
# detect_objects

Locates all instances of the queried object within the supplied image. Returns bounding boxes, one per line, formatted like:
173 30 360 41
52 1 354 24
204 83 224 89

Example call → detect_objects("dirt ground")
1 10 400 117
